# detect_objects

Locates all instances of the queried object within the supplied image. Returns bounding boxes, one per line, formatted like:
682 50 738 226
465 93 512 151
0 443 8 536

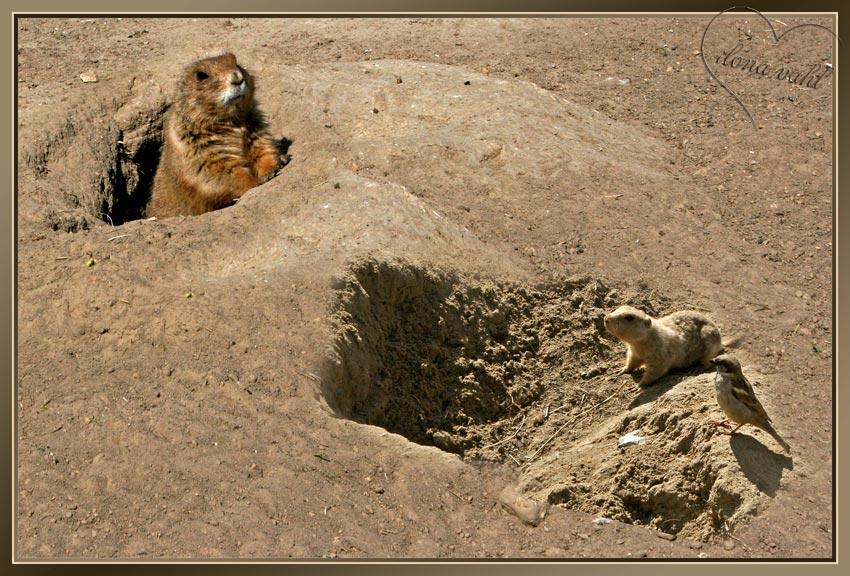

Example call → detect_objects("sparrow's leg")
710 419 733 434
727 423 747 435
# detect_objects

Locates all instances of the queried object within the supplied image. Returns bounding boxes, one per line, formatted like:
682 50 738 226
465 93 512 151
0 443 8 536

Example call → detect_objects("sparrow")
709 354 791 453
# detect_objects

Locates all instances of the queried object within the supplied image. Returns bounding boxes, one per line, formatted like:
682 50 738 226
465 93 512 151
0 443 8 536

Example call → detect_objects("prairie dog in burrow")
603 305 729 386
147 52 286 218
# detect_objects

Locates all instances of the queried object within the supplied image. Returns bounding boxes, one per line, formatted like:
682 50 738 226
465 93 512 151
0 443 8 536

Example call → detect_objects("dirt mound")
320 257 776 540
521 372 793 541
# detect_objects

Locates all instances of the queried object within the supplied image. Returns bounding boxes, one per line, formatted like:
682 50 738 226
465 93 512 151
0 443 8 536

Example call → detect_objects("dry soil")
15 16 834 559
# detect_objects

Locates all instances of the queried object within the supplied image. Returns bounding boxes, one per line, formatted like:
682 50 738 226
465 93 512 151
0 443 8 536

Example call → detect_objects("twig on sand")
791 323 802 338
447 489 465 502
525 418 573 463
107 234 131 242
746 300 770 312
722 521 752 552
506 390 521 411
480 415 526 451
525 379 629 462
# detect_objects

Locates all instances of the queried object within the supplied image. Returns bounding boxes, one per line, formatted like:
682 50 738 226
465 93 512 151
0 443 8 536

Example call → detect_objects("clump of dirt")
321 257 778 541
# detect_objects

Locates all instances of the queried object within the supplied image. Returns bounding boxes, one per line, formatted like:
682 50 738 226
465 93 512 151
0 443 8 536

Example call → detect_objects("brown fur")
146 53 283 218
604 305 723 386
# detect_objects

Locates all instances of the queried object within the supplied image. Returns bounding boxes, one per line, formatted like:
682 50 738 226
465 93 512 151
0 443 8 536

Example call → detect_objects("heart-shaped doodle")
701 6 838 126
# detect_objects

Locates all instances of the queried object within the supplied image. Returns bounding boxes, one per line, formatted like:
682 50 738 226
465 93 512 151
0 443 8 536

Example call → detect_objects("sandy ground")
15 16 834 559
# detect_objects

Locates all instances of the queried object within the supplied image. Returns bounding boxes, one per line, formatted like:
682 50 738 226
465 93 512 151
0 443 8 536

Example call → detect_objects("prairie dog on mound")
604 305 724 386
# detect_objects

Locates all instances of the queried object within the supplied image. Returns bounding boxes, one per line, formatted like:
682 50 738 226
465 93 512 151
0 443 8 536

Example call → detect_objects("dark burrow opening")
107 129 162 225
320 258 615 456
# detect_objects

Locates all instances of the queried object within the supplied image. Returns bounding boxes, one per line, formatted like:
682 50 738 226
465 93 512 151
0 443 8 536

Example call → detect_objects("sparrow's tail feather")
764 424 791 454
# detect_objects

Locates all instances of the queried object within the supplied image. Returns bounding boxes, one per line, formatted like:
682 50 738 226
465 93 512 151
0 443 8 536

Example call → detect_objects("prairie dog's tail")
721 334 743 350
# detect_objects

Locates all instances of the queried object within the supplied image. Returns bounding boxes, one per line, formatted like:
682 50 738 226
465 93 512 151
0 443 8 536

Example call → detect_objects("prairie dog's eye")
196 70 209 81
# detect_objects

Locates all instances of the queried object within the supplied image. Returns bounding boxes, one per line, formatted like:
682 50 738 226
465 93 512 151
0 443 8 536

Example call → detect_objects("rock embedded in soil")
498 485 549 527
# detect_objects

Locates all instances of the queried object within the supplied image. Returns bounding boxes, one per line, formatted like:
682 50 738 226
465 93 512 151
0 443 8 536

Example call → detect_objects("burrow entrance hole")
24 101 166 232
319 259 761 539
108 126 162 225
322 259 617 454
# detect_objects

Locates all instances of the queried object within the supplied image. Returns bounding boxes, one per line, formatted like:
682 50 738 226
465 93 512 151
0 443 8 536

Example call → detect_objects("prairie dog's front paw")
258 168 280 185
